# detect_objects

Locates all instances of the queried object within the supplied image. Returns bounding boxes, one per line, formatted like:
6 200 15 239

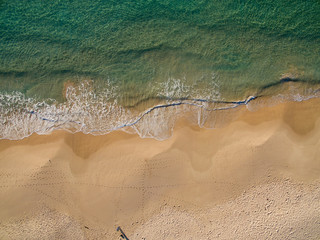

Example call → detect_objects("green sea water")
0 0 320 139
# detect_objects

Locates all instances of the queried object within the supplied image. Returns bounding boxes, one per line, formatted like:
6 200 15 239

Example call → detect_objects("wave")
1 79 320 141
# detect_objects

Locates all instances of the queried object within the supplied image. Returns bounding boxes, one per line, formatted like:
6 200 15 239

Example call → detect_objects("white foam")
0 81 132 140
1 79 319 141
154 73 221 101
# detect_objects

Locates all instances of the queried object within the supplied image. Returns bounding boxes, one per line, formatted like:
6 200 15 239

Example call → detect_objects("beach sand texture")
0 98 320 239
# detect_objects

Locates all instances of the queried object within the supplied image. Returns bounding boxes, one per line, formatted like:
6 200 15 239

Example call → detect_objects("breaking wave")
1 79 320 141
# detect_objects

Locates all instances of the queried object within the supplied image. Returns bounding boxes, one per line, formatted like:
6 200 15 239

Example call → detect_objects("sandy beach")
1 98 320 239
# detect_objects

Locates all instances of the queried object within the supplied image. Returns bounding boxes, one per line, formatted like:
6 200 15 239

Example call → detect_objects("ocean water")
1 0 320 139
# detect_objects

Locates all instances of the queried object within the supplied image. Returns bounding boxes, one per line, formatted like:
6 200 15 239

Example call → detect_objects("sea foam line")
1 78 320 140
26 95 257 135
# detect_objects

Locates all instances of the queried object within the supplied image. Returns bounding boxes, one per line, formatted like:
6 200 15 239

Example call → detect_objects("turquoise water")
0 0 320 139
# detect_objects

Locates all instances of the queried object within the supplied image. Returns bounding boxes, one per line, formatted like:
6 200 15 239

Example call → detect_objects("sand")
0 98 320 239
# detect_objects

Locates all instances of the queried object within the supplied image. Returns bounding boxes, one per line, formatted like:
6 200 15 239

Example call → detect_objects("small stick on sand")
117 226 129 240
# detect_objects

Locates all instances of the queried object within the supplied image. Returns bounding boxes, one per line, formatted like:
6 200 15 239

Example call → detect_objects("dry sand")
0 98 320 239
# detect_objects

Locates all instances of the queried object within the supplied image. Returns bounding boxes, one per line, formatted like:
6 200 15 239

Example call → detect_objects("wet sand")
0 98 320 239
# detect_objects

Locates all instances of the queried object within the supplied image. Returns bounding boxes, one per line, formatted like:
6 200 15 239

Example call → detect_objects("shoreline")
1 79 320 141
1 98 320 239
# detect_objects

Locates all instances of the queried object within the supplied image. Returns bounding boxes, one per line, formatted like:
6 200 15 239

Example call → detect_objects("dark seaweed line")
123 94 256 109
26 95 257 135
109 96 258 131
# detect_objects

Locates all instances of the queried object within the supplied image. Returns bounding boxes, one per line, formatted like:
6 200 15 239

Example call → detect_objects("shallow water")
0 0 320 139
